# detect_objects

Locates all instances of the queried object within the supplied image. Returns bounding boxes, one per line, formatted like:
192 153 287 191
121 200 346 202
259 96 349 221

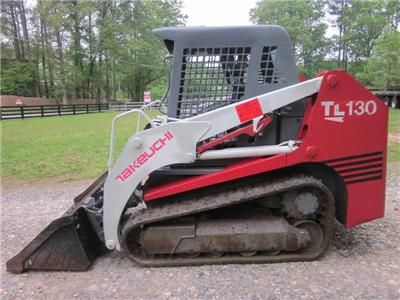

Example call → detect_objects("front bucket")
7 172 108 273
7 208 106 273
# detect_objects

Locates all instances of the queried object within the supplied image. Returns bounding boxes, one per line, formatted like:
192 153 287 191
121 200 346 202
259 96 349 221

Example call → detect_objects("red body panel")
144 71 388 228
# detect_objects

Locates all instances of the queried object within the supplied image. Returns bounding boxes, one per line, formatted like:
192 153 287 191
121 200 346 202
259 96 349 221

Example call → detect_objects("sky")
182 0 336 37
182 0 259 26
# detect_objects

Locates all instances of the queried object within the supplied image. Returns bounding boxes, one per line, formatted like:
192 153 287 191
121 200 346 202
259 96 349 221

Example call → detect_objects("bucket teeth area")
6 208 107 273
7 172 108 273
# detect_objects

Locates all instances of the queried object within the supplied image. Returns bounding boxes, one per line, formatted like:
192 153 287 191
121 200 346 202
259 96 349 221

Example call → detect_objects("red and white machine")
7 26 388 272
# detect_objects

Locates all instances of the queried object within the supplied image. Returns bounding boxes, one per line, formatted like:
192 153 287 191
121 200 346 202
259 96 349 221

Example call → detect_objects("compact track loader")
7 26 388 273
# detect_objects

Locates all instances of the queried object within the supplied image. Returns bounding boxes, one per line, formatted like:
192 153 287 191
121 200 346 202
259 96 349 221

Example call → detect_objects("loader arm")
104 76 323 250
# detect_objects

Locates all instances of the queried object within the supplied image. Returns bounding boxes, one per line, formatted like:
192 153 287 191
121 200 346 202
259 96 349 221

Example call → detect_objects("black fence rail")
0 103 109 120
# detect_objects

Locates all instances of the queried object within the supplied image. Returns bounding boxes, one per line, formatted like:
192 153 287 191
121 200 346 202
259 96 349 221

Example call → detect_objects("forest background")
1 0 399 103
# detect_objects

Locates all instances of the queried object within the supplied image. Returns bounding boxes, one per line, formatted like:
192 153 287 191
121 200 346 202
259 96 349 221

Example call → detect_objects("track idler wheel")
294 220 324 254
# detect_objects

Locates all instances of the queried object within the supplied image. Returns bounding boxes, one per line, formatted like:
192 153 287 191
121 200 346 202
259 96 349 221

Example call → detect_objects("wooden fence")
0 103 109 120
109 102 143 111
109 102 164 111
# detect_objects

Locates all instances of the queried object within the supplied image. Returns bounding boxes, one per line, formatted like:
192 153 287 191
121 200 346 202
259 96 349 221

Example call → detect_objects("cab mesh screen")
178 47 251 118
257 46 286 84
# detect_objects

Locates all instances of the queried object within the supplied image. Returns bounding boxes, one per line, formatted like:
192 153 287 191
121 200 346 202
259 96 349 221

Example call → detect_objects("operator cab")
154 25 304 145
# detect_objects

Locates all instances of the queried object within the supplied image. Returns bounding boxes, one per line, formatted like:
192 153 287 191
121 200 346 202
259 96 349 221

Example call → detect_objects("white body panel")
104 122 211 250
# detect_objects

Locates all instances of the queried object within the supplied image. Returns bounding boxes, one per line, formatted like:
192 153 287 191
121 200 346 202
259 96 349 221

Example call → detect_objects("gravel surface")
1 163 399 299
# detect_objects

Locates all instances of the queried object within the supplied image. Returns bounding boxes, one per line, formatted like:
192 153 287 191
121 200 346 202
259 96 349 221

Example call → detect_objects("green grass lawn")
388 109 400 161
1 111 156 183
1 109 399 184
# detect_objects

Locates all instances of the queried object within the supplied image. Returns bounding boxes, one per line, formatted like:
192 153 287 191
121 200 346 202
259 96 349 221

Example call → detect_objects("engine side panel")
287 70 388 227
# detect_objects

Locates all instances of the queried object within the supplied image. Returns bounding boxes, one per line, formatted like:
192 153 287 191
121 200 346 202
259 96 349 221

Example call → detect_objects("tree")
343 0 389 64
0 1 40 96
0 0 186 101
357 29 400 89
328 0 352 69
69 0 84 99
249 0 331 77
0 60 36 95
386 0 400 29
17 0 31 57
113 0 186 101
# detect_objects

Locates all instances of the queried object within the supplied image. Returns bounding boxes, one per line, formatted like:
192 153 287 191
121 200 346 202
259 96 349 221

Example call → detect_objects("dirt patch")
389 133 400 142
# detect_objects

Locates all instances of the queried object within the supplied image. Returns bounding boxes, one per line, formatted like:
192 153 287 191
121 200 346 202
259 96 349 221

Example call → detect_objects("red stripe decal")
235 98 263 123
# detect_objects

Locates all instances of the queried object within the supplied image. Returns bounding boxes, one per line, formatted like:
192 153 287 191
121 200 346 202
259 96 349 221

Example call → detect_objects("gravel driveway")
1 163 399 299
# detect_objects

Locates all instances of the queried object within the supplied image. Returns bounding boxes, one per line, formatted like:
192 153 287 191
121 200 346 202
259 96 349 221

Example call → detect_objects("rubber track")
120 175 335 266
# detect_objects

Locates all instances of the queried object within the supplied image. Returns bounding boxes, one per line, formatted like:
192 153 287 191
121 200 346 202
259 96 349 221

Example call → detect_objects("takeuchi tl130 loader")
7 26 388 273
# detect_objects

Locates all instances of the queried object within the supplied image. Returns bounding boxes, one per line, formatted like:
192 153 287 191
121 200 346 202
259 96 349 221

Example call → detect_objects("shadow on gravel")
331 221 371 257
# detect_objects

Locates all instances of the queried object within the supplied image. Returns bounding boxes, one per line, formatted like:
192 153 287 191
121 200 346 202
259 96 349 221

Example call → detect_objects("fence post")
98 103 101 112
73 104 76 115
57 105 61 116
41 106 44 117
86 104 89 114
20 106 24 119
